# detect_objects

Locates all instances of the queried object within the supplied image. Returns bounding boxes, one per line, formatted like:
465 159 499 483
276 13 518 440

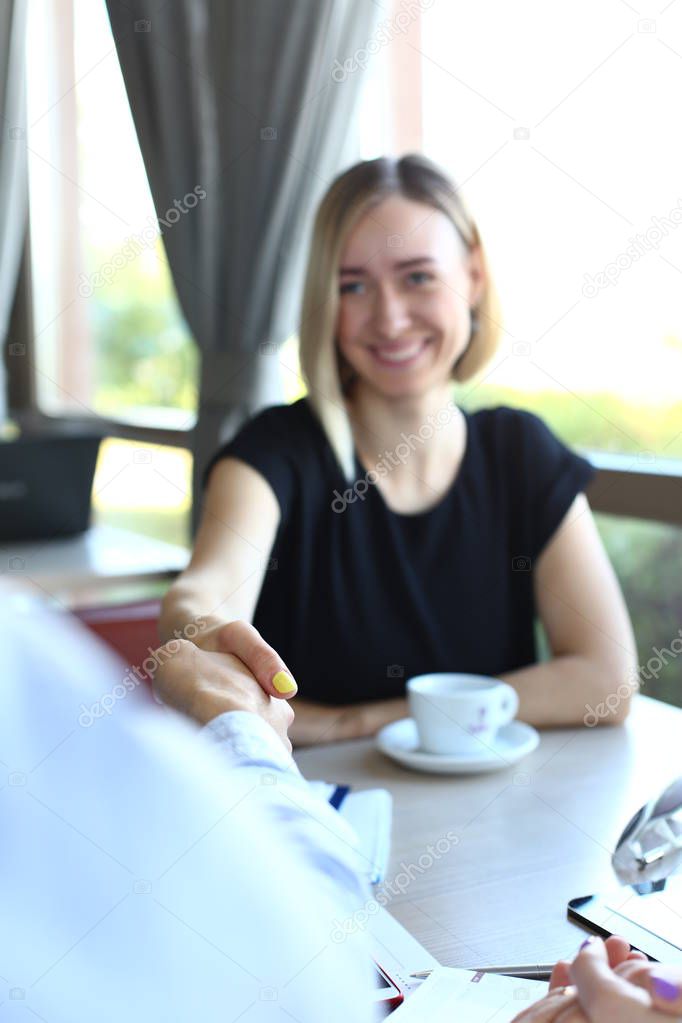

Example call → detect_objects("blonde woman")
160 154 637 747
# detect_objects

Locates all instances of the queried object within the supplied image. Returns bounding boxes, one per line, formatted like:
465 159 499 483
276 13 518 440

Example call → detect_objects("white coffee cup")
407 673 519 756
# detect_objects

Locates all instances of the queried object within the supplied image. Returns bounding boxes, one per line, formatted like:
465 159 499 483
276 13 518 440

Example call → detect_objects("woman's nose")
372 284 411 339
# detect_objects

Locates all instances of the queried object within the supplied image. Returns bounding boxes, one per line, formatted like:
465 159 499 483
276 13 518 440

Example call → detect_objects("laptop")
0 434 102 542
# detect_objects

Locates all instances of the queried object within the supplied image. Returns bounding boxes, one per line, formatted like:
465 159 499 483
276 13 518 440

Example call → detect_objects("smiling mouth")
369 338 432 367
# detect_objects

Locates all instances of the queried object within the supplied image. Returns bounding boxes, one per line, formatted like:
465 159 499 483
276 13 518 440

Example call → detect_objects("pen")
410 963 554 981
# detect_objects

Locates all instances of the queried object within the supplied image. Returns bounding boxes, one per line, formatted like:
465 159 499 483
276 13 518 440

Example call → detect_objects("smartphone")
371 960 404 1013
568 877 682 964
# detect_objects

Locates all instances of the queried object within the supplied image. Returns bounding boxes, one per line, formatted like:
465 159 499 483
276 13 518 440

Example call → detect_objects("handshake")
153 619 298 751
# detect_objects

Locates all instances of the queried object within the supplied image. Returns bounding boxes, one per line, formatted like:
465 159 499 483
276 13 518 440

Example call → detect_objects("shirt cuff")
200 710 301 777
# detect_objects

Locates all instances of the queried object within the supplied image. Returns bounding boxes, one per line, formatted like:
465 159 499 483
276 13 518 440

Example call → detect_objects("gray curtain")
0 0 28 424
105 0 380 527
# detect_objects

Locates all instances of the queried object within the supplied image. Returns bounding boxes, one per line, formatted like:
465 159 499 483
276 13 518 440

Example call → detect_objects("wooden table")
296 696 682 970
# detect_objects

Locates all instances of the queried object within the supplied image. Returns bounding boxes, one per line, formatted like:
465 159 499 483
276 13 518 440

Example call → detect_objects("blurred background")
3 0 681 704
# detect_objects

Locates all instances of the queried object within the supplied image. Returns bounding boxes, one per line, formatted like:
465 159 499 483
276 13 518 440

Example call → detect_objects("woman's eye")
407 271 433 285
339 280 364 295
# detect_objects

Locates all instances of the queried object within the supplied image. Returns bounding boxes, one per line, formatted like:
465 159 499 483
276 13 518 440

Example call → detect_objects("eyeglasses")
614 777 682 885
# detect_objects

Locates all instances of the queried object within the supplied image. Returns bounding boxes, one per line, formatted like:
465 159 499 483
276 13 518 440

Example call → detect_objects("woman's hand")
289 696 409 747
189 620 410 746
548 934 647 990
510 936 656 1023
558 936 682 1022
615 960 682 1014
195 619 298 699
152 638 294 751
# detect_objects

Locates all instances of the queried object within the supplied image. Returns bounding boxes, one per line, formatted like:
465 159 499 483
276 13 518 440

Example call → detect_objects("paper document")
308 781 392 884
390 966 546 1021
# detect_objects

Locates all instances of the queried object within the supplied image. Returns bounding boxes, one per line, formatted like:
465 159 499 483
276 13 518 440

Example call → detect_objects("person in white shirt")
0 586 374 1022
2 583 680 1022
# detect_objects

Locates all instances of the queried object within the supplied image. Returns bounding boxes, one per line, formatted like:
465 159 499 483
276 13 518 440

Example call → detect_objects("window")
416 1 682 462
596 514 682 707
25 0 198 428
91 438 192 549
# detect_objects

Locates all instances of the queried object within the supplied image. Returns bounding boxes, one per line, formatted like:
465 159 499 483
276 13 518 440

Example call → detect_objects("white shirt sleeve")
201 709 302 773
0 593 376 1023
199 710 373 904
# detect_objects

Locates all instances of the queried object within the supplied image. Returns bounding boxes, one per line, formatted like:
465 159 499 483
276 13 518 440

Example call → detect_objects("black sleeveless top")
203 397 595 705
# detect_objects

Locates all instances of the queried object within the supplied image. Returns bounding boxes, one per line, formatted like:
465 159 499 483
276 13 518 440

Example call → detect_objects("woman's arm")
160 456 281 642
500 493 638 728
160 457 304 701
290 696 408 747
162 458 404 737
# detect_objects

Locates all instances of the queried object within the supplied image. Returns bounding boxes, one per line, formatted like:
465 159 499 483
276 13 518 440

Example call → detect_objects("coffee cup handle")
498 683 519 725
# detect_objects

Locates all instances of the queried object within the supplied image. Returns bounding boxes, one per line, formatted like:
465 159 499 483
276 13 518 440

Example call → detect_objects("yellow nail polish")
273 670 297 694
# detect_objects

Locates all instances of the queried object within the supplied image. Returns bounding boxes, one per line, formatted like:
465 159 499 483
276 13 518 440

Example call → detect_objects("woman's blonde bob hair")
298 153 501 483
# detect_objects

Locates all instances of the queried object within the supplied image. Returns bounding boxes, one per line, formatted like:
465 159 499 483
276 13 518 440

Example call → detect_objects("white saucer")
376 718 540 775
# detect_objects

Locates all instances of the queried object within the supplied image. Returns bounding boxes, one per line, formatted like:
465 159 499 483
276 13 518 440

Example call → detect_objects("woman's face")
335 194 485 400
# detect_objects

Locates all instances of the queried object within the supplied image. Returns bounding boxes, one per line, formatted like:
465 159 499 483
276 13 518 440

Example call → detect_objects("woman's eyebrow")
339 256 436 275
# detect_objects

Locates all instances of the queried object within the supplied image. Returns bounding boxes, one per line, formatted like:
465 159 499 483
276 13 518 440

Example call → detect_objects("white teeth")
373 342 424 363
